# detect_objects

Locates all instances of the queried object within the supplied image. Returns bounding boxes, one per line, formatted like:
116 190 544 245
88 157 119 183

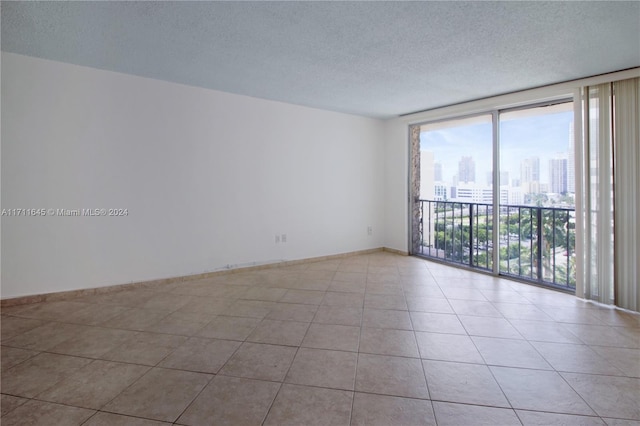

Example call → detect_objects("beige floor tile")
432 401 521 426
144 310 214 336
285 348 357 390
491 367 595 415
246 319 309 346
197 315 260 340
510 319 584 344
588 309 640 328
0 316 47 341
364 294 407 311
219 342 297 381
280 289 325 305
287 278 332 291
590 346 640 377
103 367 211 422
177 375 280 426
472 336 552 369
6 301 92 322
1 353 92 397
312 305 362 326
0 400 95 426
241 287 287 302
363 309 413 330
301 323 360 352
537 306 605 325
92 289 156 308
415 331 484 363
355 353 429 399
440 287 488 301
492 302 554 321
328 281 367 294
516 410 606 425
1 394 28 417
410 312 465 334
264 384 352 426
3 322 90 351
561 372 640 420
83 412 171 426
1 345 39 371
49 327 137 358
366 275 402 287
448 299 503 317
337 263 368 273
222 300 275 319
532 341 625 375
266 303 318 322
333 271 367 284
101 332 187 365
402 284 445 298
366 283 404 297
458 315 524 339
359 327 419 357
480 290 532 304
140 293 195 312
406 296 454 314
351 392 436 426
100 308 171 331
159 337 240 373
2 253 637 426
36 360 150 409
563 324 640 348
601 418 640 426
175 297 234 314
423 360 510 407
61 304 131 326
322 291 364 307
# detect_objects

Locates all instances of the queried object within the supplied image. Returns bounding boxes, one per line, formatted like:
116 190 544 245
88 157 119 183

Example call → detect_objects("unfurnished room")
1 1 639 425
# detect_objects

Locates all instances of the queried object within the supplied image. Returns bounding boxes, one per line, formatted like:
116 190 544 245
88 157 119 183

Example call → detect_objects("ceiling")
2 1 639 118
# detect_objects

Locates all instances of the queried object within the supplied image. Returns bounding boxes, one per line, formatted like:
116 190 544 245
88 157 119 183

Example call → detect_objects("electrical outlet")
281 234 287 243
275 235 280 243
367 226 373 236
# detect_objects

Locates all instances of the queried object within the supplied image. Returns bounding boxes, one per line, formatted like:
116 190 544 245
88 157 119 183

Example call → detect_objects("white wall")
382 118 409 253
1 52 385 299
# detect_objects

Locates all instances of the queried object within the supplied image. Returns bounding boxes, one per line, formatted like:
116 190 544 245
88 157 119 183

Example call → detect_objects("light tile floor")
1 252 639 425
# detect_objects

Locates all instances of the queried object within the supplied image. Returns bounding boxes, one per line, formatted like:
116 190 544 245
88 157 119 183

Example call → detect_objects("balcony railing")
417 200 576 290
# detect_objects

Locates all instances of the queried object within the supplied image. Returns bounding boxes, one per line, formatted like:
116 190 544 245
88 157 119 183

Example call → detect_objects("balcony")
417 200 576 291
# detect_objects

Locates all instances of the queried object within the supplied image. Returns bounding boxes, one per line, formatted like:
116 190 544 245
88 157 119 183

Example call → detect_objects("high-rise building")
550 157 568 194
434 162 443 182
520 157 540 183
567 122 575 193
458 156 475 183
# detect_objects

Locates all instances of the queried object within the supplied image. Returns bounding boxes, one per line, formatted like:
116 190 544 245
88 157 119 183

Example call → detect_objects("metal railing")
417 200 576 290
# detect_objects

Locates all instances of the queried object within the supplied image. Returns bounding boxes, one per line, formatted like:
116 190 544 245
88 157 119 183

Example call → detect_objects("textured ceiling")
2 1 639 118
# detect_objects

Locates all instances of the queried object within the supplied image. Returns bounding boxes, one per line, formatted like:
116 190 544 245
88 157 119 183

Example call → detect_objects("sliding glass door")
412 100 575 291
415 114 494 270
499 103 575 289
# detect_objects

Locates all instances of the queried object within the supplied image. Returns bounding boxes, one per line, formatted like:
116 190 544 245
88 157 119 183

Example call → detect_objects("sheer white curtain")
576 77 640 312
613 78 640 311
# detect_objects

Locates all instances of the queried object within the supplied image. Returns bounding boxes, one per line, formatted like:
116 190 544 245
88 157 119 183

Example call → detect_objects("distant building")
458 156 476 183
434 162 443 181
550 157 568 193
434 183 448 200
520 157 540 184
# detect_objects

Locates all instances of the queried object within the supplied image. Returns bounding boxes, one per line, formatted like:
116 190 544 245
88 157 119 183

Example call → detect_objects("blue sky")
421 109 574 185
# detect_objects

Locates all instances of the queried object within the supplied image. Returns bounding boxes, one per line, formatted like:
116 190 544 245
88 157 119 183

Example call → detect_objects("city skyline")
420 109 574 186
